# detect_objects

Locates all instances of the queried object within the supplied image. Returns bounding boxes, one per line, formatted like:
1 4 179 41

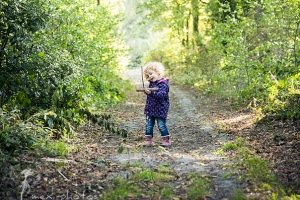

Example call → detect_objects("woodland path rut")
108 67 243 199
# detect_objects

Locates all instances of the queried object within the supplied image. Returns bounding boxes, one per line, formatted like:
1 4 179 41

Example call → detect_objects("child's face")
145 69 160 82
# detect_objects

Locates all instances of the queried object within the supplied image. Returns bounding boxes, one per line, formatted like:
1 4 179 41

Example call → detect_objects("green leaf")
47 118 54 128
38 52 44 57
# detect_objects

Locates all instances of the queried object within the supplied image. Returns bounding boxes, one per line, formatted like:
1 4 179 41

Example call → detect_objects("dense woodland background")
0 0 299 198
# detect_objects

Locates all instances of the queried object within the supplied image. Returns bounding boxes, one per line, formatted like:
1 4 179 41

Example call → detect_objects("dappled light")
217 114 255 130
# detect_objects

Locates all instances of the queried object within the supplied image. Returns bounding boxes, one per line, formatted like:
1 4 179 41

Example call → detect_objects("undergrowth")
100 163 210 200
37 139 76 157
217 138 300 200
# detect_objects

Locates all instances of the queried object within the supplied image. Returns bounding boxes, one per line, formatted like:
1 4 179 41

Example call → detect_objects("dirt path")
2 67 246 200
2 68 300 200
109 67 243 199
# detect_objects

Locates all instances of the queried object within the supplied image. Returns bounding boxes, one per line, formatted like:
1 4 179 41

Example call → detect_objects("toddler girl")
143 62 170 147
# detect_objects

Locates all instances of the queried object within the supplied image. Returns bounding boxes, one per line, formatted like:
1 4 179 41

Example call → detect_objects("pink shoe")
161 136 171 147
144 136 152 146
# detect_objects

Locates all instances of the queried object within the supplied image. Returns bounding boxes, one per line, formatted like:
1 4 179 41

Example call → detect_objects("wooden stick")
57 169 70 181
136 87 159 92
141 65 145 88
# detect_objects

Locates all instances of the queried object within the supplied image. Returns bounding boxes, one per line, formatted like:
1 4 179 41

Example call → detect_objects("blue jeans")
145 115 170 137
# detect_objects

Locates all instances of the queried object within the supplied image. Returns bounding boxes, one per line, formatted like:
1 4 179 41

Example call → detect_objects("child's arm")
147 83 169 99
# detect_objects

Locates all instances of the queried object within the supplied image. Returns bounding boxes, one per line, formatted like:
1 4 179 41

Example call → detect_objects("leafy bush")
0 108 47 154
141 0 300 122
0 0 131 141
262 73 300 120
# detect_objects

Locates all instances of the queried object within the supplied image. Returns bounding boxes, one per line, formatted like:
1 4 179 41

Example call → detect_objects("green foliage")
100 177 141 200
231 189 249 200
133 166 174 182
0 105 75 157
187 173 210 200
242 156 277 184
207 0 253 23
81 108 128 138
159 187 174 199
0 0 52 107
0 0 131 144
0 108 47 153
217 137 300 198
206 0 300 113
216 138 244 155
222 142 239 151
262 73 300 119
134 169 158 182
100 162 211 200
222 171 236 179
38 139 75 157
140 0 300 121
280 194 300 200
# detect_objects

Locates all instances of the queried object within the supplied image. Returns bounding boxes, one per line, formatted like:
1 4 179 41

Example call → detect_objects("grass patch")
222 170 236 179
231 189 249 200
216 137 299 199
216 138 244 155
100 177 141 200
124 161 143 168
187 173 210 199
38 139 75 157
134 166 174 182
99 161 214 200
159 187 174 199
242 157 277 184
101 165 177 199
134 169 159 181
223 142 239 151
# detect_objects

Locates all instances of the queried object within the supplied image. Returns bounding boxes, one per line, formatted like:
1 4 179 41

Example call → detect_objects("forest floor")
1 68 299 200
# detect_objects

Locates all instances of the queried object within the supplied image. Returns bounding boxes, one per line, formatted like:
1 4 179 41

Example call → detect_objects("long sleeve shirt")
144 78 170 119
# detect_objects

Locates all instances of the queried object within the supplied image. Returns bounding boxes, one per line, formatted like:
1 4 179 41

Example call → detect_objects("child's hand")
144 89 151 94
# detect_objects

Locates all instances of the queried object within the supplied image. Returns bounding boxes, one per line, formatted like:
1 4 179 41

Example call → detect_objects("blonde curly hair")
143 62 165 79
